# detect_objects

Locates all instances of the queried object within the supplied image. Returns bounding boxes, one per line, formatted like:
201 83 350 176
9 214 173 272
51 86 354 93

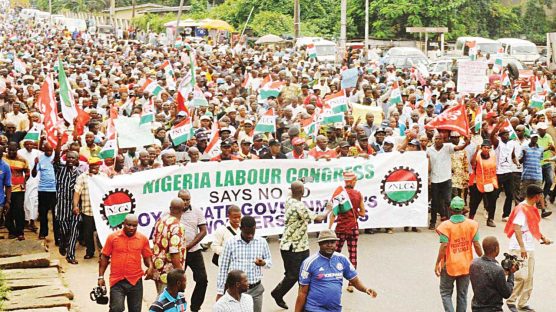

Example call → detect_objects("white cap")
536 122 548 130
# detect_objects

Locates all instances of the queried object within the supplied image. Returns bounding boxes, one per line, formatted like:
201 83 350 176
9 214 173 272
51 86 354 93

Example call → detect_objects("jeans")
82 214 96 256
272 249 310 299
109 279 143 312
5 192 25 237
38 191 58 241
440 268 470 312
496 173 513 218
469 184 498 220
246 282 264 312
431 180 452 225
184 250 208 312
542 163 553 198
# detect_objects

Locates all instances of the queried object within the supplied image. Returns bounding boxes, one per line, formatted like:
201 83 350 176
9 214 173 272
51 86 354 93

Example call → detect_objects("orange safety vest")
437 218 479 276
474 152 498 193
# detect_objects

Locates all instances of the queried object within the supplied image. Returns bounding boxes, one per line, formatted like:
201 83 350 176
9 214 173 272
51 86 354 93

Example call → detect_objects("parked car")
382 47 429 69
497 38 540 64
451 37 502 57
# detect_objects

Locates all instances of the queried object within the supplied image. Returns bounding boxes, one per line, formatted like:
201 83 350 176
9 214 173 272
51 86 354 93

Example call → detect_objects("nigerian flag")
473 107 482 133
331 186 353 215
307 44 317 59
254 109 277 133
99 139 117 159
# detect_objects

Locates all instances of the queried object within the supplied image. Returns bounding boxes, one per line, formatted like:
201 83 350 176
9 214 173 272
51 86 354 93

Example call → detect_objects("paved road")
57 200 556 312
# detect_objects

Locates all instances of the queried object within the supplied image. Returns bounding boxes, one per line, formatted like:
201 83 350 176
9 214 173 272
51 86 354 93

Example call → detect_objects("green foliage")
0 271 9 310
133 13 176 33
30 0 556 44
249 11 293 36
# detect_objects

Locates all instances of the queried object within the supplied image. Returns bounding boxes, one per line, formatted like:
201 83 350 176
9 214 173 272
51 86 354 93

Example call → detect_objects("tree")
249 11 293 36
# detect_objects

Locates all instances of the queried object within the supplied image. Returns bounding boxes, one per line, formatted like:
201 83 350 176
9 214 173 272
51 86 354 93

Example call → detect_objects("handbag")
479 155 494 193
212 226 237 266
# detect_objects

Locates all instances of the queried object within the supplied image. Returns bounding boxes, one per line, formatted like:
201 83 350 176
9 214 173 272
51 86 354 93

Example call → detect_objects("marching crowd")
1 6 556 312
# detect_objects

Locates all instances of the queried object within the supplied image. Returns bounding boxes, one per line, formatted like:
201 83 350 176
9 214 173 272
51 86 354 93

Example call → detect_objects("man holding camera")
469 236 516 312
99 214 154 312
504 185 552 312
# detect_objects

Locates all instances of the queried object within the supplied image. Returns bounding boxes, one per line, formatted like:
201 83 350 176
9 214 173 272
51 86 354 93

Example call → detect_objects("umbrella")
255 34 284 45
198 19 234 32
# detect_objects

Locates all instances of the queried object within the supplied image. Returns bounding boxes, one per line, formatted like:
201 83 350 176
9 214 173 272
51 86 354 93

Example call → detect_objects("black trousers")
6 192 25 237
38 191 58 240
109 279 143 312
431 180 452 225
272 249 310 299
184 250 208 311
496 173 513 218
469 184 498 220
82 214 96 256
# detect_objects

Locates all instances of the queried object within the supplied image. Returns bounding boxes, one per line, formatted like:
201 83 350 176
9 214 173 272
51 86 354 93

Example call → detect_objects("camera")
500 253 523 272
90 286 108 305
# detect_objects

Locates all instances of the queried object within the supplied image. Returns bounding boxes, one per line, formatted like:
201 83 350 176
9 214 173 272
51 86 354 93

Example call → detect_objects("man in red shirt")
99 214 154 312
211 139 241 161
328 171 366 292
308 135 337 160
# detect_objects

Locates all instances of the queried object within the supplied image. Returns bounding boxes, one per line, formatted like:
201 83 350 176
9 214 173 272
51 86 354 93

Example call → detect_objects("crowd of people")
1 6 556 312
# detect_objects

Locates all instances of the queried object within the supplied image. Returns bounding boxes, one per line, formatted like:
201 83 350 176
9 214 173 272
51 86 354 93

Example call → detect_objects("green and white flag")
140 98 155 125
99 139 117 159
473 106 482 133
389 81 402 105
530 93 544 109
320 110 344 125
307 43 317 59
331 186 353 215
324 90 348 114
168 119 194 146
254 109 277 133
141 78 164 96
23 124 41 142
57 59 78 123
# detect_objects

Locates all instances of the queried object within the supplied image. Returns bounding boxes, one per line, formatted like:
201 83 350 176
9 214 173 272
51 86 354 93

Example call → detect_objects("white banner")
90 152 429 244
457 60 488 94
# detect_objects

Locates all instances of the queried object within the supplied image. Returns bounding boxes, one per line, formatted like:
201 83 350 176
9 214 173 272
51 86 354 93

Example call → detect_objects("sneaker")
502 217 509 222
541 210 552 218
487 219 496 227
507 303 518 312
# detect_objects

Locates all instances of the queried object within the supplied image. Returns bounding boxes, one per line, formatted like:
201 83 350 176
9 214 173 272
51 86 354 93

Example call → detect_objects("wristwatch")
98 276 104 280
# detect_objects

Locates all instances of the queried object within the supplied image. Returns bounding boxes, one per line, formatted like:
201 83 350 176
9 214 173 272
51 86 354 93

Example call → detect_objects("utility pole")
48 0 52 26
131 0 136 29
110 0 115 28
340 0 347 51
173 0 185 46
364 0 369 51
293 0 300 39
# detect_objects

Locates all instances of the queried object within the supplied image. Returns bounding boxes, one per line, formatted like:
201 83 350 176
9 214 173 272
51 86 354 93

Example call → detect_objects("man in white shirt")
213 270 253 312
505 185 551 312
211 205 241 262
427 132 469 230
491 126 517 221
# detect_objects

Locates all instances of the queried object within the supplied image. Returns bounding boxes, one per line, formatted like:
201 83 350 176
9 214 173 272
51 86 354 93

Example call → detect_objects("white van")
497 38 540 64
60 18 87 32
295 37 337 63
453 37 502 56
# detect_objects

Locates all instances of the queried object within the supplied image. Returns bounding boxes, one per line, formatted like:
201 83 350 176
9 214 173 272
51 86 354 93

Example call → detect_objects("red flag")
425 104 469 137
73 108 90 137
38 76 67 148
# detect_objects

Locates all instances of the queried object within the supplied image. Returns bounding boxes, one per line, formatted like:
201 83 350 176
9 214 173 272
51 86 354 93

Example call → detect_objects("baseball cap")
450 196 465 211
292 137 305 146
269 139 281 146
536 122 548 130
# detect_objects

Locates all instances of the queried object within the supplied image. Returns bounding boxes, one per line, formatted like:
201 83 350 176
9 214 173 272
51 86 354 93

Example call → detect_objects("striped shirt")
54 163 82 221
522 145 544 181
212 292 253 312
149 289 187 312
75 172 103 216
216 236 272 294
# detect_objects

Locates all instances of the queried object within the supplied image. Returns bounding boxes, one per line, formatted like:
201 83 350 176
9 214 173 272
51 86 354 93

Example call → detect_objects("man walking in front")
435 196 483 312
504 185 552 312
271 180 332 309
99 214 154 312
213 270 253 312
152 198 187 294
295 230 377 312
149 269 187 312
178 190 208 312
216 216 272 312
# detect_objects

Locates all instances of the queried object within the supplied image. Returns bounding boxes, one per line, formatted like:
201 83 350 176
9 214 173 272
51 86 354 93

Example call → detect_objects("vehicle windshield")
477 43 501 54
315 45 335 56
511 45 537 55
98 27 112 34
